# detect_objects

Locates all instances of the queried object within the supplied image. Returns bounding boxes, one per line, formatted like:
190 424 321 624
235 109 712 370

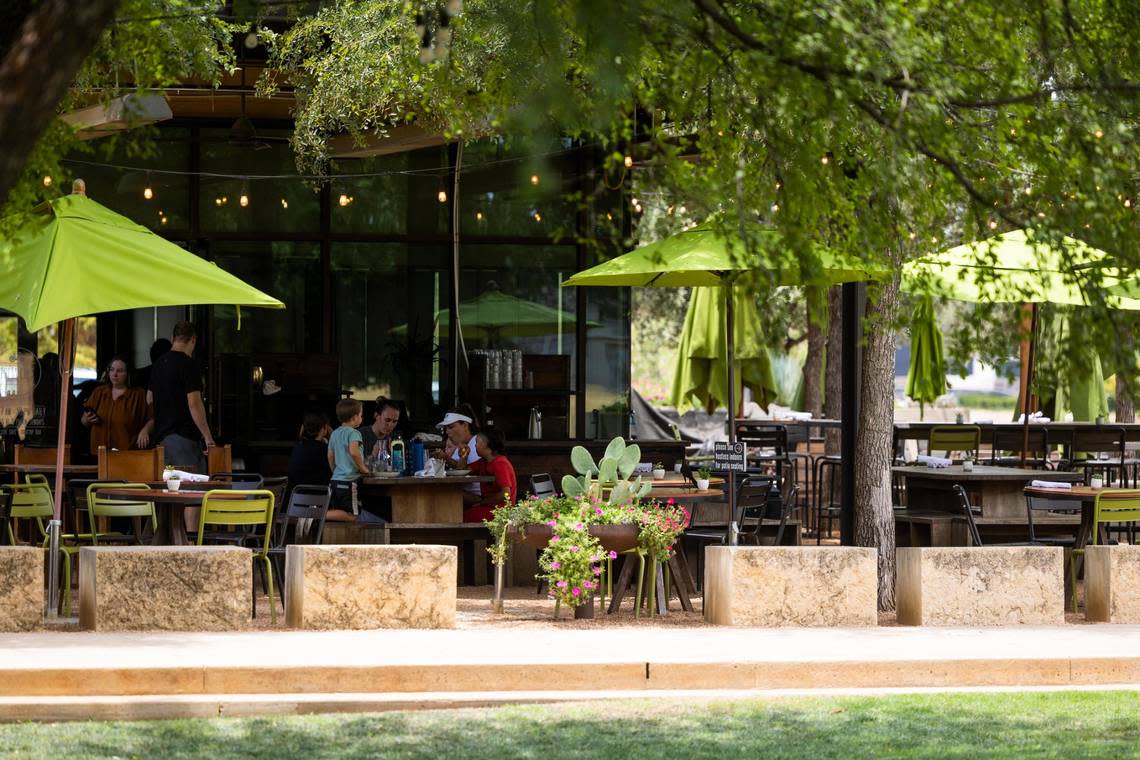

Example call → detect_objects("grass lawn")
3 692 1139 759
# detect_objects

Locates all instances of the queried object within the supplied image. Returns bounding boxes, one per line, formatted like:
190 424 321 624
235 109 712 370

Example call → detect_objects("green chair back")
197 489 275 555
1091 490 1140 544
928 425 981 459
87 482 156 544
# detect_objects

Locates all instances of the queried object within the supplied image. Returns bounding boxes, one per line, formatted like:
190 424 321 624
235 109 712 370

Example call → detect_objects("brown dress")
87 384 151 452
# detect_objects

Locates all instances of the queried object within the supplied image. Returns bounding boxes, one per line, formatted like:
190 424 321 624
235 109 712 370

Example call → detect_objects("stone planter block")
897 546 1063 626
0 547 43 631
704 546 877 627
79 546 251 631
1085 545 1140 623
285 544 456 629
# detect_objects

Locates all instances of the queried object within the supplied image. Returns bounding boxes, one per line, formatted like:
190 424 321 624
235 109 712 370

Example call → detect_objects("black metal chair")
0 489 12 546
735 422 792 483
740 483 799 547
211 472 266 489
684 474 777 588
1024 490 1078 547
1064 427 1127 487
989 427 1050 469
812 455 842 543
953 484 1034 547
267 484 332 604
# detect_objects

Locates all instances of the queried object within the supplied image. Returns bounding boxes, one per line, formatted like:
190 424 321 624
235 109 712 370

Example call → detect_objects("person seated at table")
80 355 152 452
326 398 385 524
463 430 518 523
358 396 401 462
435 406 483 505
288 412 332 490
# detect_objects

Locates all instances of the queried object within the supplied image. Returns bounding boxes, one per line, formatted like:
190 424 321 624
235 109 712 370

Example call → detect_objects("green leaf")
570 446 596 475
598 457 618 484
561 474 584 497
604 436 626 462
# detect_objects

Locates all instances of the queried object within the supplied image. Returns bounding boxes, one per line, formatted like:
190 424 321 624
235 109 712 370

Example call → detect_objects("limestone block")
1086 545 1140 623
703 546 877 627
897 547 1063 626
79 546 250 631
0 547 43 631
286 544 456 629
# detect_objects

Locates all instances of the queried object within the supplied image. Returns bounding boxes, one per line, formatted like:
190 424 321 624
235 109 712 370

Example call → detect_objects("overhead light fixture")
60 94 172 141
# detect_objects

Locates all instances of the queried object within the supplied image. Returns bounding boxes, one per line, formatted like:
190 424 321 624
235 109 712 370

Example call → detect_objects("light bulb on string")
437 176 448 203
530 174 540 186
532 210 542 223
42 175 52 187
475 210 484 221
238 180 250 208
338 194 353 207
142 171 155 200
623 155 633 168
281 198 289 209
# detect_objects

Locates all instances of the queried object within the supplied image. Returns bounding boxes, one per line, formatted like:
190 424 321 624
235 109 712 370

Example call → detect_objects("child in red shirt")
463 430 517 523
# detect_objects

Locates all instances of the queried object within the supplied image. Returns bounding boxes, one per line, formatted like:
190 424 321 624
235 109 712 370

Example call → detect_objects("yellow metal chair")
928 425 981 460
1070 489 1140 610
197 489 277 623
86 483 156 544
2 483 81 615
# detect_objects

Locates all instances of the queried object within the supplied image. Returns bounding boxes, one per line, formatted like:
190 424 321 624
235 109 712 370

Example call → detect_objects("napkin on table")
1029 480 1072 490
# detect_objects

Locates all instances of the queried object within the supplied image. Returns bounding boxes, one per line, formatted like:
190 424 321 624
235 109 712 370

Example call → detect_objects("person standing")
147 321 215 470
81 356 152 452
131 338 171 391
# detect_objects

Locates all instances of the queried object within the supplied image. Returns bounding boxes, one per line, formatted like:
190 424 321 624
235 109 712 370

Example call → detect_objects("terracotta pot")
506 523 639 553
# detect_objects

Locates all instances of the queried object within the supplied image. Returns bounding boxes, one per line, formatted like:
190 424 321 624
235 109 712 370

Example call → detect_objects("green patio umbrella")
0 182 284 616
564 218 884 519
1035 309 1109 422
670 286 778 414
905 295 947 419
390 285 592 344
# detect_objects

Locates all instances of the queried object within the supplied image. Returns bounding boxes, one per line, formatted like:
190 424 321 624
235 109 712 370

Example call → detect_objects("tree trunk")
0 0 120 206
803 287 825 417
823 285 843 454
854 275 900 611
1117 374 1135 423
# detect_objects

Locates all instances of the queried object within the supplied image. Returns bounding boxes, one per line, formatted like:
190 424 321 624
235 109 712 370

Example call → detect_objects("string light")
42 175 52 187
1126 199 1133 208
908 231 917 240
1094 129 1105 139
988 220 998 229
338 194 353 206
532 210 542 222
623 155 633 168
214 195 228 206
239 192 250 207
475 210 483 221
530 174 540 185
280 198 289 209
437 188 448 203
678 205 686 215
820 155 829 165
770 203 779 213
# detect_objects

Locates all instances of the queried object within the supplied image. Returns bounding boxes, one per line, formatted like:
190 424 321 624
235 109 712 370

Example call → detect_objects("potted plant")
651 461 666 480
163 466 181 492
695 467 711 491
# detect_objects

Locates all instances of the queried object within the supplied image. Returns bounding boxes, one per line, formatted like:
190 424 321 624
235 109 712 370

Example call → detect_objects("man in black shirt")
146 321 215 470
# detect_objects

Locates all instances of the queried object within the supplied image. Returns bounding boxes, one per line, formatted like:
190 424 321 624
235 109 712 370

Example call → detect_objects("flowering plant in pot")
651 462 666 480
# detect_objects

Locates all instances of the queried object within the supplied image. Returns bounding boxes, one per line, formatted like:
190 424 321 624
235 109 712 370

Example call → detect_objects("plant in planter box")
651 461 666 480
560 437 650 505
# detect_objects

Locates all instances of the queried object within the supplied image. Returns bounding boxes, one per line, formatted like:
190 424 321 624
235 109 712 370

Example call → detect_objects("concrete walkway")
4 624 1140 720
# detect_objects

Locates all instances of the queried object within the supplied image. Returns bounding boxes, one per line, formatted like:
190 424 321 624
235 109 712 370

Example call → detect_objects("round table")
96 487 208 546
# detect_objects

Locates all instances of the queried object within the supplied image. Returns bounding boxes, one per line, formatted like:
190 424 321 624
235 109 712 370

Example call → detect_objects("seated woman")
288 412 332 490
463 430 517 523
81 356 152 452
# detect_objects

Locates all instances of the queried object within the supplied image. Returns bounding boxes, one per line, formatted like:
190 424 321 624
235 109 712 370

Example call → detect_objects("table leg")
667 552 695 613
1066 500 1095 613
170 504 189 546
389 486 463 524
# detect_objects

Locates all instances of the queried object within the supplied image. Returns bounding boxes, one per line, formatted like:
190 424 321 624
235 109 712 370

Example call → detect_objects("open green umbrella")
670 286 778 414
0 182 284 616
390 285 592 343
905 295 947 419
564 218 884 518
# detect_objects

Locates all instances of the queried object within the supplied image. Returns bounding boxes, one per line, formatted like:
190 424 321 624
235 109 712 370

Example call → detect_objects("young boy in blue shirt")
327 398 385 523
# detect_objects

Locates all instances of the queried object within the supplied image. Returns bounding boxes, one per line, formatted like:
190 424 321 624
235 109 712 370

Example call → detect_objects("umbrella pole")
725 282 737 536
47 317 75 619
1021 303 1039 466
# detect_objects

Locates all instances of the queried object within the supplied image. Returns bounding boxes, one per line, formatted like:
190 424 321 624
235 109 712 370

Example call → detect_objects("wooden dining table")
360 474 494 523
96 486 215 546
893 464 1083 518
0 463 99 480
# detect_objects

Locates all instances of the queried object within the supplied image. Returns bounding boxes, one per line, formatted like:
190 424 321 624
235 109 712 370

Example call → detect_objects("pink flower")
546 520 556 527
608 550 618 559
595 508 603 516
667 498 675 505
593 565 602 576
568 545 579 553
571 587 581 597
556 580 568 588
551 535 560 543
583 581 594 589
575 522 584 530
550 561 561 570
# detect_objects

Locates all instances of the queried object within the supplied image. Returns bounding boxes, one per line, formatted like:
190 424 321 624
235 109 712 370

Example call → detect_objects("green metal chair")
197 489 277 624
2 483 81 615
1070 489 1140 610
928 425 981 460
86 483 156 544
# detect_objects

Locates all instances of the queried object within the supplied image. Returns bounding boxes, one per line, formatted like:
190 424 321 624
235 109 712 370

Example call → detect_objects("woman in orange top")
81 356 152 452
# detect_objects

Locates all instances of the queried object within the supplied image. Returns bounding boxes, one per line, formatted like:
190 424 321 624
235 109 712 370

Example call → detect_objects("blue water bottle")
391 436 406 475
410 440 425 474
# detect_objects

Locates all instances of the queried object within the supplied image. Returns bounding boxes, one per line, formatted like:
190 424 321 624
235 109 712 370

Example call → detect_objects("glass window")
331 243 450 420
459 139 578 238
330 146 450 236
579 246 631 439
76 128 191 232
209 242 322 354
198 128 320 234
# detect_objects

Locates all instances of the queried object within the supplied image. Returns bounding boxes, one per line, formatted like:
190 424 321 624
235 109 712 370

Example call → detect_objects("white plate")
447 469 471 476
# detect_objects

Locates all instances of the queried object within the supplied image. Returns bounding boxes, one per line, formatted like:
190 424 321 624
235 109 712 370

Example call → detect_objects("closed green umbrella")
1035 309 1109 422
0 183 284 616
905 295 947 419
670 286 778 414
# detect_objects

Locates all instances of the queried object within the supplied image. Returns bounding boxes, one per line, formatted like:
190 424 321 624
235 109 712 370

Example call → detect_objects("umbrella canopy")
562 221 885 289
901 229 1140 308
0 193 284 331
390 286 590 341
670 286 778 414
905 295 948 417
